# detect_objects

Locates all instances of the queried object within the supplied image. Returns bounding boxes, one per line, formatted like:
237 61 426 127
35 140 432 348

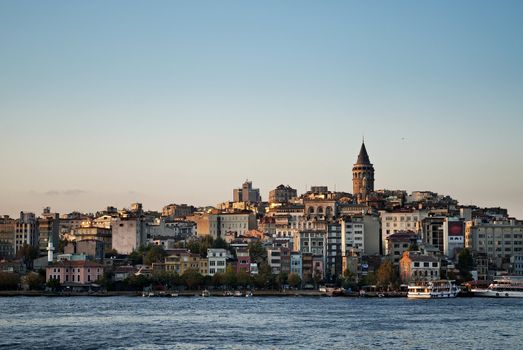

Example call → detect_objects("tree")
126 274 151 291
144 245 167 266
248 241 267 265
457 248 474 281
212 272 224 288
25 272 45 290
0 272 20 290
212 236 228 249
223 266 237 288
46 277 61 292
16 244 39 269
236 271 251 288
376 260 397 290
128 250 143 265
276 272 288 289
288 273 301 289
182 269 204 290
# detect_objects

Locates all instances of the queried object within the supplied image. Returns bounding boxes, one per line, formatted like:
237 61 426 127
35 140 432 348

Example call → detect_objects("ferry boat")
407 280 460 299
472 276 523 298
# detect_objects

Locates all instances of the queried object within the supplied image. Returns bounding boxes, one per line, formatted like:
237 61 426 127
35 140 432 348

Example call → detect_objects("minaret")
352 141 375 203
47 240 55 263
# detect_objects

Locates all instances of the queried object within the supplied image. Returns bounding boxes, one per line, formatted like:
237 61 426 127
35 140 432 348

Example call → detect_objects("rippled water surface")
1 296 522 349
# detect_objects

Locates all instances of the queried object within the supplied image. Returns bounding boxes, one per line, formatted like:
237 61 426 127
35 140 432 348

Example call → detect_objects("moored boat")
407 280 460 299
472 276 523 298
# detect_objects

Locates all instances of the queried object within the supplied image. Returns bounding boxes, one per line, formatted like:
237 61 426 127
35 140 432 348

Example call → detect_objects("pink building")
46 260 104 285
236 247 251 274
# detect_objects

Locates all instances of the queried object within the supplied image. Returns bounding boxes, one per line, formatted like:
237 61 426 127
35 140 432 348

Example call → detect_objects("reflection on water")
1 297 522 349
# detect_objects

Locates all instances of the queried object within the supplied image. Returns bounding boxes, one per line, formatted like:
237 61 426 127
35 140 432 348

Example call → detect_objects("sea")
0 296 522 349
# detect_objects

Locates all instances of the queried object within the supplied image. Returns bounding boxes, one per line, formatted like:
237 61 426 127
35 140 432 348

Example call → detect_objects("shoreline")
0 290 409 298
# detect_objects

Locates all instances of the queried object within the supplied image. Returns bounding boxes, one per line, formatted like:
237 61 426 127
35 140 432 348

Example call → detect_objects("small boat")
245 291 253 297
472 276 523 298
223 291 233 297
233 291 243 297
201 290 210 297
407 280 460 299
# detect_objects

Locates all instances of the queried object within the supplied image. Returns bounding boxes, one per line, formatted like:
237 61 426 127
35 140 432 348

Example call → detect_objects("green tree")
457 248 474 281
276 272 288 289
144 245 167 265
0 272 20 290
46 277 61 291
182 269 204 290
248 241 267 265
128 250 143 265
212 237 228 249
223 266 237 288
288 273 301 289
236 271 251 288
126 274 151 291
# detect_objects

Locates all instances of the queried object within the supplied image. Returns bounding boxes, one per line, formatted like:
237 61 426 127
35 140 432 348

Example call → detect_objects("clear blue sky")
1 1 522 218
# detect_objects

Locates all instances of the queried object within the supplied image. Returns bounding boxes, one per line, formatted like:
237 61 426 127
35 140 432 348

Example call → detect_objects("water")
1 296 522 349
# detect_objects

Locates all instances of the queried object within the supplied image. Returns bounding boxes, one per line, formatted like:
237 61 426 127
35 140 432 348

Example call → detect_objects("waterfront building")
267 247 291 275
399 251 440 284
465 219 523 273
207 248 227 276
290 252 302 278
352 142 375 204
153 251 208 275
235 247 251 274
46 260 104 285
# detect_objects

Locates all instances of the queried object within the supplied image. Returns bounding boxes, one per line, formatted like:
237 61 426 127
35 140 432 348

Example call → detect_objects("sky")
0 0 522 218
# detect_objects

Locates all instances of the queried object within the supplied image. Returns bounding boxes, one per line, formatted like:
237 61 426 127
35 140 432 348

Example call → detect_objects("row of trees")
98 266 303 292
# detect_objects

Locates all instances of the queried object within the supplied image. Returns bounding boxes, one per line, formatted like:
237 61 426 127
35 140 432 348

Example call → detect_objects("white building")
207 248 227 276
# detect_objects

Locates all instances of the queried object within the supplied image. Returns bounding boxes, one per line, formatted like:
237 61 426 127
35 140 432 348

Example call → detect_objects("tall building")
233 180 261 203
0 216 16 259
352 142 375 203
38 207 60 256
268 185 297 204
14 212 38 254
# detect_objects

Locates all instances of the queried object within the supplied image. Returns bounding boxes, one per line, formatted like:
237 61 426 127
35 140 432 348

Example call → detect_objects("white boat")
472 276 523 298
201 290 210 297
407 280 460 299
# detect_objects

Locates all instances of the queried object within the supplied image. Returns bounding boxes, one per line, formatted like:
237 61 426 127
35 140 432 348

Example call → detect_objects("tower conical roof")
356 142 371 164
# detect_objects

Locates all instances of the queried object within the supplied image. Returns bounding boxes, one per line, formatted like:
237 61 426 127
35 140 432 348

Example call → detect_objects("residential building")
235 247 251 274
293 230 326 256
64 240 104 261
46 260 104 285
290 252 302 278
162 204 196 218
386 231 418 263
380 209 426 252
207 248 227 275
399 251 440 284
73 226 112 253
